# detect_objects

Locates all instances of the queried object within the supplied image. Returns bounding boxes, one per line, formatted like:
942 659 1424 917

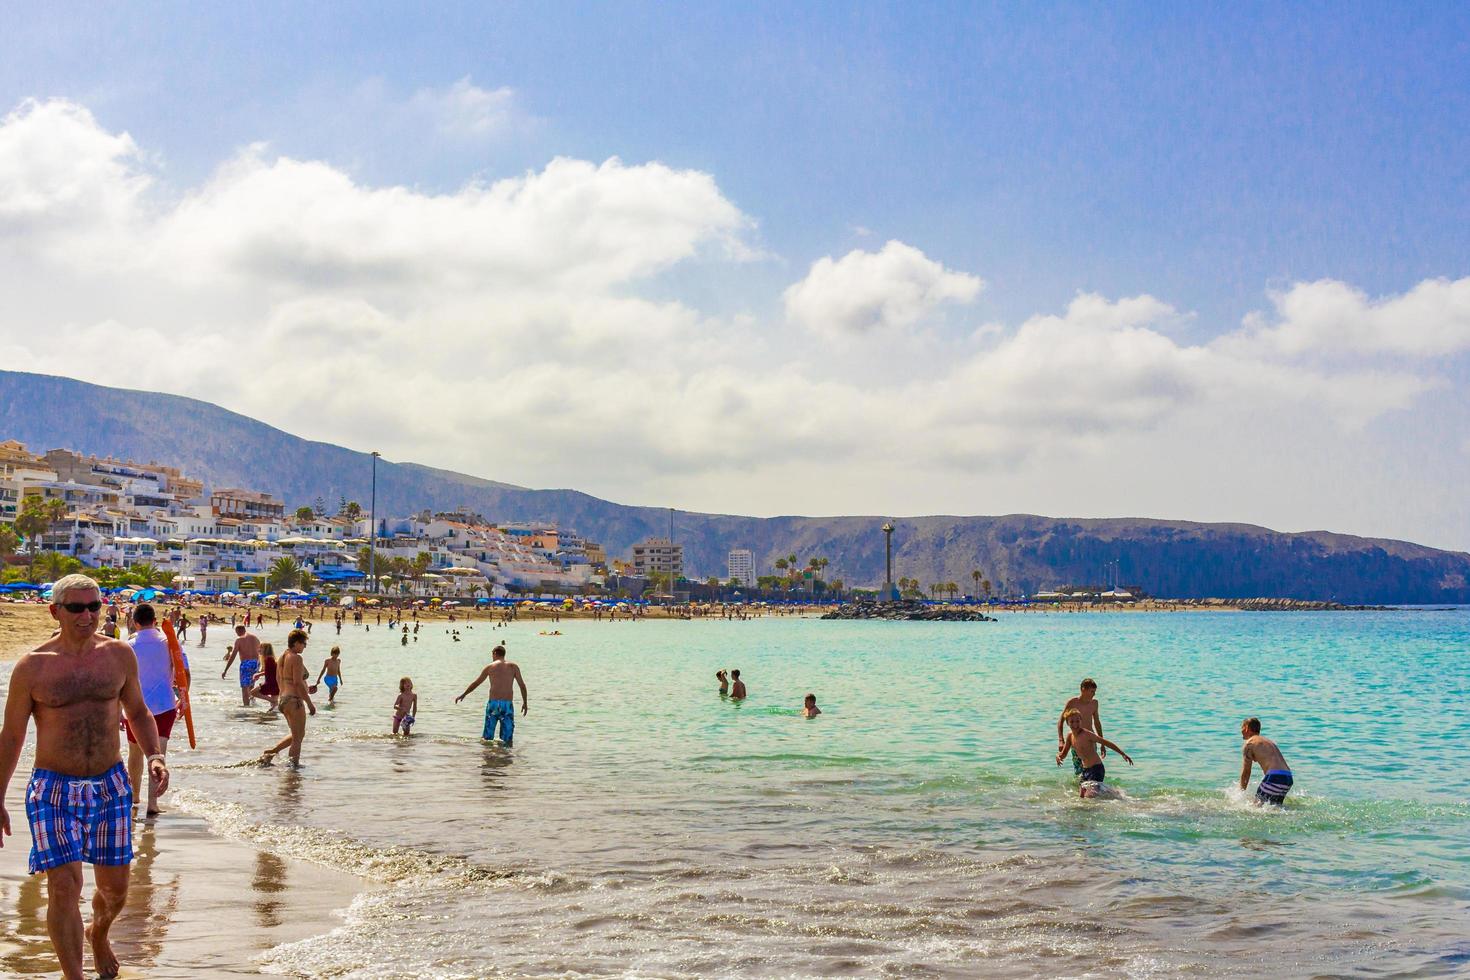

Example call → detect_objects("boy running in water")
1057 709 1133 796
1057 678 1104 777
312 647 344 704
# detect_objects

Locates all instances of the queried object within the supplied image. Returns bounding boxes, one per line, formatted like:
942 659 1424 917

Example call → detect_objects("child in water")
802 693 821 718
250 643 279 711
393 677 418 735
312 646 344 703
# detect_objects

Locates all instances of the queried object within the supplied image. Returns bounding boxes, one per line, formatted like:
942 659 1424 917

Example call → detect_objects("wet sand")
0 800 365 978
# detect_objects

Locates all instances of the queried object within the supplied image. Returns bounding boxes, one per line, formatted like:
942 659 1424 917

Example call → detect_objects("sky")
1 3 1467 549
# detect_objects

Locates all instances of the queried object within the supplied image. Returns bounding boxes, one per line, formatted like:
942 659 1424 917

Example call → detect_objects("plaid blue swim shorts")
25 762 134 873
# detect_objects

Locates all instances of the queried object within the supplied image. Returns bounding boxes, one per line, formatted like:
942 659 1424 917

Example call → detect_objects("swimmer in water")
1057 678 1104 778
716 669 729 695
1240 717 1293 806
729 669 746 700
802 693 821 718
1057 709 1132 797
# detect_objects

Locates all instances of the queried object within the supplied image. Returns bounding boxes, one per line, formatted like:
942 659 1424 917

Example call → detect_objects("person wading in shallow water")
258 630 316 768
456 645 527 746
0 573 171 980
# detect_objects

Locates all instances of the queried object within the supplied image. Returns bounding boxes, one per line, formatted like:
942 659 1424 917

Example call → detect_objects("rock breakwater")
821 601 996 622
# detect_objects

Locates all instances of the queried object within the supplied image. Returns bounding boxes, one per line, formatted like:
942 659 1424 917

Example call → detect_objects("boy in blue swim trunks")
455 645 528 746
312 646 344 704
1240 717 1294 806
0 574 171 980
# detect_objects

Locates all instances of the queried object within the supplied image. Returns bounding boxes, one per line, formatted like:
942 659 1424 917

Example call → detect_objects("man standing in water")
1240 717 1294 806
125 602 187 816
1057 678 1104 777
455 645 527 746
221 623 261 707
259 629 315 767
0 574 170 980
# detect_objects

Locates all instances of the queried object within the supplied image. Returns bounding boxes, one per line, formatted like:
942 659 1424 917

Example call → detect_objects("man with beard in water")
0 574 171 979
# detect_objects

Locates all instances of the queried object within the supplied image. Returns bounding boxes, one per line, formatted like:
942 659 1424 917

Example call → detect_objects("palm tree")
268 556 302 591
411 552 432 594
818 557 829 581
298 569 317 593
343 501 363 521
971 569 981 597
129 562 161 587
774 557 789 580
786 554 798 581
14 494 64 579
982 579 992 600
37 551 80 582
830 578 844 595
0 523 19 569
947 582 959 601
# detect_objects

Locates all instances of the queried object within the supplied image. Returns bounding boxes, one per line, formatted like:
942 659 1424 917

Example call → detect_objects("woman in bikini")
260 629 315 767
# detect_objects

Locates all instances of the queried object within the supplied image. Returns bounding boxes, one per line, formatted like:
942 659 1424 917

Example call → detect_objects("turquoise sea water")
15 610 1470 976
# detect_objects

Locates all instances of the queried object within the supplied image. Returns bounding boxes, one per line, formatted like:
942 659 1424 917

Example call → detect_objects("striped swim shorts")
25 762 134 873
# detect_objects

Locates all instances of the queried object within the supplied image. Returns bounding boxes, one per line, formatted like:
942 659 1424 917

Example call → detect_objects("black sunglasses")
59 601 104 614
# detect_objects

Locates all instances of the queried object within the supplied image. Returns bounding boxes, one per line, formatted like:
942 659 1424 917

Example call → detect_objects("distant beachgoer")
1240 717 1293 806
730 669 746 700
0 573 170 980
198 614 208 647
455 645 527 746
393 678 418 735
250 644 280 711
311 646 344 704
802 693 821 718
716 669 729 695
1057 709 1132 797
259 630 315 767
221 624 261 707
1057 678 1104 777
124 603 188 816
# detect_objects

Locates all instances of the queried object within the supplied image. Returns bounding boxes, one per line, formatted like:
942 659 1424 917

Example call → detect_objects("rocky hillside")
3 370 1468 603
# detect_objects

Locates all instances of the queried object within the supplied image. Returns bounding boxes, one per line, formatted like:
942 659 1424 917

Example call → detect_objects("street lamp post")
369 451 381 595
882 522 895 600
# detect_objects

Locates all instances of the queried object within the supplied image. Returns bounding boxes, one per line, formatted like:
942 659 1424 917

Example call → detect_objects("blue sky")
2 4 1468 548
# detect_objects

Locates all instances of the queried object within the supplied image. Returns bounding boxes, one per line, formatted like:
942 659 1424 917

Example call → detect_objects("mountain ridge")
2 369 1466 603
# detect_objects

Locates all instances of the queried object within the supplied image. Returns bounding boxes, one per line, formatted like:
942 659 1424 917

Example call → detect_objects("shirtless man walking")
0 574 170 980
221 623 262 707
258 629 315 767
1240 717 1294 806
455 645 527 746
1057 678 1105 777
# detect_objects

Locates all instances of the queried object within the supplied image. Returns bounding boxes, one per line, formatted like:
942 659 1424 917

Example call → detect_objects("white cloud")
783 240 982 337
0 96 1461 537
409 78 518 138
1232 276 1470 357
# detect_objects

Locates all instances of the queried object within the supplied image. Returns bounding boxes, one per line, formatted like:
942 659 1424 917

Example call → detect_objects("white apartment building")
632 537 684 579
727 548 754 586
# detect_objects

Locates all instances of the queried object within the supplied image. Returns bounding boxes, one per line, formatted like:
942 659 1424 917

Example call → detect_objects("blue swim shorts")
239 658 259 687
324 675 339 690
483 699 514 744
1256 769 1293 806
25 762 133 874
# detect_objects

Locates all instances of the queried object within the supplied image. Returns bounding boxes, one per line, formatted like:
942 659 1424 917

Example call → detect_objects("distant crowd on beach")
0 571 1297 979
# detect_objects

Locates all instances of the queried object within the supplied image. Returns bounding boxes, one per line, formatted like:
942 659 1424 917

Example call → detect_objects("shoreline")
0 784 366 978
0 596 1448 662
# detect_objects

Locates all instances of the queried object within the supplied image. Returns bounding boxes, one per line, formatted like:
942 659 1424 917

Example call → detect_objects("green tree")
128 562 161 587
411 552 432 594
0 523 19 568
298 569 317 593
971 569 981 596
786 554 798 581
240 575 264 594
15 495 67 579
982 579 993 599
294 505 315 521
37 551 82 582
267 556 302 591
343 501 363 521
774 558 788 581
830 578 844 595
